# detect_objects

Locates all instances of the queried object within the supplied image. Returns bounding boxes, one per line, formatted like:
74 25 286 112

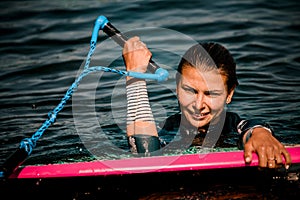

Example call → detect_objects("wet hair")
176 42 239 93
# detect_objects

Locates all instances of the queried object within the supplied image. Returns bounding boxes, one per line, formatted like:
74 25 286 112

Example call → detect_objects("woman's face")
176 66 234 128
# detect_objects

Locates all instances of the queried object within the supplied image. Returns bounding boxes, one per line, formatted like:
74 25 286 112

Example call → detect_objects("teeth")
196 113 207 117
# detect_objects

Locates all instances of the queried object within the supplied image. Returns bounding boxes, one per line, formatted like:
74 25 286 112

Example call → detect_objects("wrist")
243 126 272 145
126 77 144 85
127 135 161 156
126 64 148 73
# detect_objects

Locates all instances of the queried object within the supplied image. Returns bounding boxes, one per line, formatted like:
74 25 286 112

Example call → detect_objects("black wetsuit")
128 111 273 156
160 112 242 149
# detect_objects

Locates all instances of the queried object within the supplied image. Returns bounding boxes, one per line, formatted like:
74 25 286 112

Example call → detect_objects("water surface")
1 0 299 199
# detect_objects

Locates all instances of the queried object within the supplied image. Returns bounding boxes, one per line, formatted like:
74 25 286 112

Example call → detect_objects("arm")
238 120 291 169
123 36 160 156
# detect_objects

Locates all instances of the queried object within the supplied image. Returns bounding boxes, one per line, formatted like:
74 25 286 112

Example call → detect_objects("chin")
190 120 209 129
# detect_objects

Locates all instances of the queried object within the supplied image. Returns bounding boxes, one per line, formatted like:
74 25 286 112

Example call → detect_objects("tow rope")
0 15 169 178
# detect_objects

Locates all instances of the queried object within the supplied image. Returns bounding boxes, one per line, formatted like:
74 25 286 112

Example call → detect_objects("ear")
226 89 235 104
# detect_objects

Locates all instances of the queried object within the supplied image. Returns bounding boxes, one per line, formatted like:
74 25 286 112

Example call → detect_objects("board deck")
9 146 300 179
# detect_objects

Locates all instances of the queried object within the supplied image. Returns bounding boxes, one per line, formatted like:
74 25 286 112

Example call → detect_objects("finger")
139 41 147 47
128 36 140 42
274 149 283 165
267 159 276 168
131 40 148 52
266 146 276 168
257 146 268 168
124 37 140 50
282 149 292 170
243 142 254 164
125 36 139 47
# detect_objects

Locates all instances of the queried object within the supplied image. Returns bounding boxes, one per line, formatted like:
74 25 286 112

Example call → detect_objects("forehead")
179 66 227 91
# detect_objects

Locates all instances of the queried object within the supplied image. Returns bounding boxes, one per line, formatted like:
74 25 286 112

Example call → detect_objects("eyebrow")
181 83 224 93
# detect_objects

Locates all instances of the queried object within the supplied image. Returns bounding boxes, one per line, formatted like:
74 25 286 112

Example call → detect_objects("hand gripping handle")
92 15 169 82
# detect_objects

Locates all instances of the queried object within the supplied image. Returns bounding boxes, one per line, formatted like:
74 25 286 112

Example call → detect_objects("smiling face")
176 66 234 129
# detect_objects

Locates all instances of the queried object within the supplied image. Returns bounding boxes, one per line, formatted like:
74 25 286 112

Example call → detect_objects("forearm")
126 78 160 155
123 36 161 155
126 79 158 136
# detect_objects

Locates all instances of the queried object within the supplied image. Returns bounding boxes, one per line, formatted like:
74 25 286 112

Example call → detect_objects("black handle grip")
102 22 159 74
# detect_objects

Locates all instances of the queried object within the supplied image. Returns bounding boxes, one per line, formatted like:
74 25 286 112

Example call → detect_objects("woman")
123 36 291 169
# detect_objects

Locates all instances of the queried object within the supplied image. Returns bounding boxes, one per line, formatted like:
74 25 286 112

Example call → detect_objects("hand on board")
244 127 291 169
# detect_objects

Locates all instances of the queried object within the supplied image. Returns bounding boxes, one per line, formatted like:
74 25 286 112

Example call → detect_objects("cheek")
177 89 193 107
209 98 226 111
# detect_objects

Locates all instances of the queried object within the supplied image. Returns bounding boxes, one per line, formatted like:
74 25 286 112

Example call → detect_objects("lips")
192 112 209 120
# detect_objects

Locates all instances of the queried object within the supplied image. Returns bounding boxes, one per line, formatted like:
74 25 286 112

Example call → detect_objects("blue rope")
17 15 168 157
18 65 133 155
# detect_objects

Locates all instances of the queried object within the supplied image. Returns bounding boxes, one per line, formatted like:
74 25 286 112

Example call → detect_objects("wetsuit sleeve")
237 119 274 149
126 78 161 156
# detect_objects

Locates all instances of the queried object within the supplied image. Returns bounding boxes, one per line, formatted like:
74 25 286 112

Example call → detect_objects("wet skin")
176 66 233 130
123 36 292 169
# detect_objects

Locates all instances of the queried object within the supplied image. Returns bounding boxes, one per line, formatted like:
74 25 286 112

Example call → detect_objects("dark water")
1 0 300 199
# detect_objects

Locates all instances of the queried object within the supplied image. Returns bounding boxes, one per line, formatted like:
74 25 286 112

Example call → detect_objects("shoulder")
223 111 242 132
225 111 242 123
158 112 181 131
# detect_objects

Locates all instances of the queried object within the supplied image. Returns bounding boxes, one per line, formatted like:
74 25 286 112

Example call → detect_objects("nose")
194 93 204 110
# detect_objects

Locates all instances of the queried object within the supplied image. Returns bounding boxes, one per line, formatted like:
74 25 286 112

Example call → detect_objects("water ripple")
1 0 299 164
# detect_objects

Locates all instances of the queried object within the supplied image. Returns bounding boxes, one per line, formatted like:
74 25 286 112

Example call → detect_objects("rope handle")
0 15 169 178
92 15 169 82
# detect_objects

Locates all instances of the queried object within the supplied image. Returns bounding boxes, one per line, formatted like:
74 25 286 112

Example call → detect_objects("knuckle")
267 144 275 152
258 146 266 152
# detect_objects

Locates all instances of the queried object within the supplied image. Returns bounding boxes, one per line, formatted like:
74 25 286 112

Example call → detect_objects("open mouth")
192 112 209 120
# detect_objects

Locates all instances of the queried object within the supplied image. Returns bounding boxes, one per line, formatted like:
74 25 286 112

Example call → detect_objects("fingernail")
285 164 290 170
245 157 251 163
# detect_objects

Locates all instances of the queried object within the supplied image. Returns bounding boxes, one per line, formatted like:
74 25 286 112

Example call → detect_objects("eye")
183 86 196 94
204 91 220 97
